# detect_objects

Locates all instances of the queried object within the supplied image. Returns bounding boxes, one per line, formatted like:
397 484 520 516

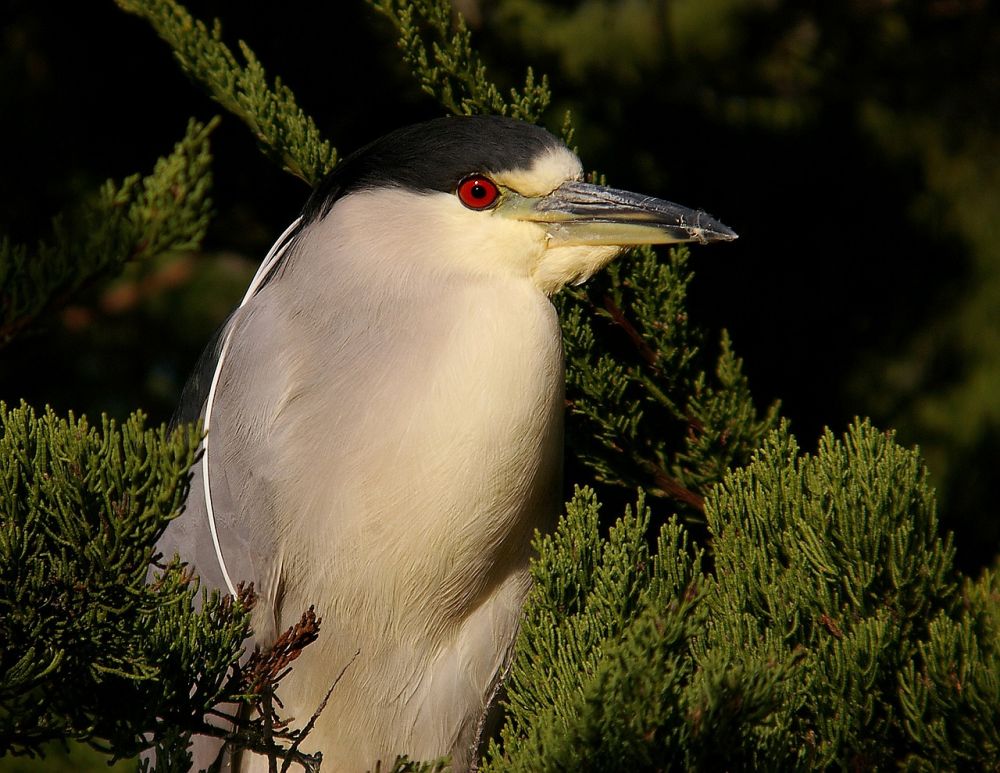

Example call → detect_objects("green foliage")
486 422 999 770
483 488 705 771
0 401 251 760
699 421 961 768
367 0 550 122
898 567 1000 769
0 118 215 346
675 330 781 493
114 0 337 186
560 247 779 517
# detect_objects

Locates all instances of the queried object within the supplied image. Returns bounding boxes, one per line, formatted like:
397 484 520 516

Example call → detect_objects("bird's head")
303 115 736 295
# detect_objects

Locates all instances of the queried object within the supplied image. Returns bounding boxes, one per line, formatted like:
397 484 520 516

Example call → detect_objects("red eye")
456 175 500 210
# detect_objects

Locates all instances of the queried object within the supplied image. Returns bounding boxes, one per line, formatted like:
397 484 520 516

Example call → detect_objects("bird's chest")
274 278 564 623
363 283 565 577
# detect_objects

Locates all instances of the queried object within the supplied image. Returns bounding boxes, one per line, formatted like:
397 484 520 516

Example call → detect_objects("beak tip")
693 214 738 244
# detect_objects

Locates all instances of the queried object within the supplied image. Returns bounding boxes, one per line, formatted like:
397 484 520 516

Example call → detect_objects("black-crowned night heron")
160 115 736 772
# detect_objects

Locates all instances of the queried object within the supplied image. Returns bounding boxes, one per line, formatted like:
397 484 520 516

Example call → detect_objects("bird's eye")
456 175 500 210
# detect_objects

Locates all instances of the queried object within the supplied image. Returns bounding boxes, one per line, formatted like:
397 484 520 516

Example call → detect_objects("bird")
158 114 736 772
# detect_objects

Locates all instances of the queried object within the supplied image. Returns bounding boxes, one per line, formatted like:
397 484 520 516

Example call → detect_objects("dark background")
2 0 998 572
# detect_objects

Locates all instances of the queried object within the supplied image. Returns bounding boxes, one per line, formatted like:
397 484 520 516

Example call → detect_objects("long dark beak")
510 180 737 246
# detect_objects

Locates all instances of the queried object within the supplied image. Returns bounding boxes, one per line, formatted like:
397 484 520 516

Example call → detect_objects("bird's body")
222 217 564 769
159 116 735 771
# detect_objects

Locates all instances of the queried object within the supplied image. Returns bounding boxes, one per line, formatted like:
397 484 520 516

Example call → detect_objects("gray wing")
154 312 251 772
171 312 233 430
161 218 304 611
159 309 263 605
153 223 303 771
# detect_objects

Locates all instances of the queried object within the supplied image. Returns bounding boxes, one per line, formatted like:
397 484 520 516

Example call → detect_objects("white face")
319 145 624 296
490 147 626 294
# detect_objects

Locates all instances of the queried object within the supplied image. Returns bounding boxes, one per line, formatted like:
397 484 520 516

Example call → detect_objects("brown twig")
601 292 660 369
597 293 707 431
265 689 278 773
243 607 321 696
641 458 705 512
818 613 844 639
279 649 361 773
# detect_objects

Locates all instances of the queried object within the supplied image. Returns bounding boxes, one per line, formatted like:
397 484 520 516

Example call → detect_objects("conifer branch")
488 424 999 769
115 0 337 185
366 0 550 121
0 402 243 757
0 399 329 768
0 118 216 347
560 247 779 515
485 488 708 770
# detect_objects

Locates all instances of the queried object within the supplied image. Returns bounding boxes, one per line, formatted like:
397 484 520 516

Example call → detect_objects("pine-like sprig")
0 118 216 346
484 488 705 771
560 247 780 517
696 420 980 769
115 0 337 185
488 422 998 770
898 559 1000 768
0 401 251 759
366 0 550 122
